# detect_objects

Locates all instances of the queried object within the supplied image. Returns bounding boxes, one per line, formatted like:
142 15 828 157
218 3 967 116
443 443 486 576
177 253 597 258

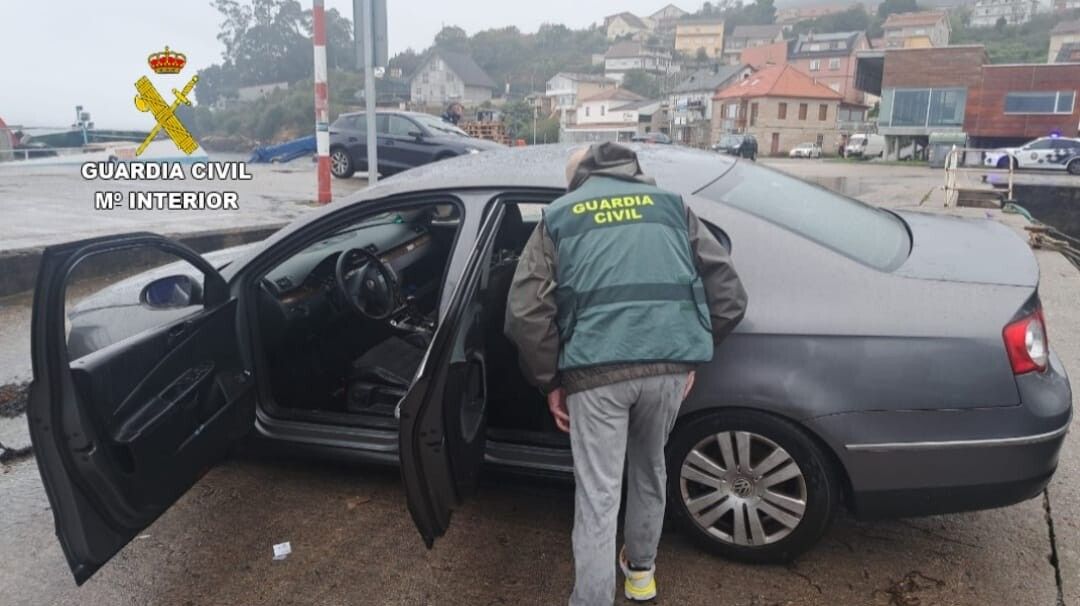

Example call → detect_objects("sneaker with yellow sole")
619 548 657 602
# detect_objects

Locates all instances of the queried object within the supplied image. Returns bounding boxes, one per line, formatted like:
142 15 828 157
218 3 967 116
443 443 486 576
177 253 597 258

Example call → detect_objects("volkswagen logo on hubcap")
732 477 754 498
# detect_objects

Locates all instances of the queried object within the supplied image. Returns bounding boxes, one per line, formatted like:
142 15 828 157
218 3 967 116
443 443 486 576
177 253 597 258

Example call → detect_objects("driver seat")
345 335 427 414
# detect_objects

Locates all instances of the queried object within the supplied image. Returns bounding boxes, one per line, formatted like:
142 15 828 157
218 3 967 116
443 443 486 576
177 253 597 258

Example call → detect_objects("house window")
585 106 591 117
816 133 824 147
601 104 606 116
750 102 759 126
882 88 967 127
819 104 828 120
828 58 840 70
778 102 788 119
799 103 808 120
809 60 820 71
1004 91 1075 115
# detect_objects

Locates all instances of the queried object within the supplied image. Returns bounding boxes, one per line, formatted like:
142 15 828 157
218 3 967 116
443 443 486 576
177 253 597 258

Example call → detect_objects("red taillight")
1003 308 1048 374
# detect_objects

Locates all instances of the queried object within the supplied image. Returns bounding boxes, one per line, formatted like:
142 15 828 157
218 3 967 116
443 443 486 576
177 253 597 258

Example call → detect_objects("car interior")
254 199 558 443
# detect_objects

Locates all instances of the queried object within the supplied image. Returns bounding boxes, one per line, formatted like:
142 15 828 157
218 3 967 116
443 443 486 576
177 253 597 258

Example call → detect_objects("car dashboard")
258 219 445 342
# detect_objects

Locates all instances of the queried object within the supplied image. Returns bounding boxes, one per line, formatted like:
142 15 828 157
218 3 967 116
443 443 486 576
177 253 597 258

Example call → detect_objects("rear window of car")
698 163 911 271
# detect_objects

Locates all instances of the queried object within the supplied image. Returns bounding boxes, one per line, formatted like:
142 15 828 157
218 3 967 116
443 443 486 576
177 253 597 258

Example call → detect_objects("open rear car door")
28 233 254 584
399 203 506 546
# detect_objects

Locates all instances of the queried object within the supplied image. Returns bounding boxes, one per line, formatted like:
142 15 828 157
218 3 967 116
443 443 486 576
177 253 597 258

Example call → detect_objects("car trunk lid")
892 210 1038 287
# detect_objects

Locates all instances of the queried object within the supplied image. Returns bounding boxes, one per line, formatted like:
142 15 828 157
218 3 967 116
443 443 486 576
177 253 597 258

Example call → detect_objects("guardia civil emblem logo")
133 46 199 156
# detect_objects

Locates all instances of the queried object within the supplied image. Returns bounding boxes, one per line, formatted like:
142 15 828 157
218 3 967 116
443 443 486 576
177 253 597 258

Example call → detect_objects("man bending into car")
505 142 748 605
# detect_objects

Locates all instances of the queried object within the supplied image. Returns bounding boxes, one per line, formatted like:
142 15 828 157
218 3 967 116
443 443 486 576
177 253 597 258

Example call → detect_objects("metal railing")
943 146 1013 207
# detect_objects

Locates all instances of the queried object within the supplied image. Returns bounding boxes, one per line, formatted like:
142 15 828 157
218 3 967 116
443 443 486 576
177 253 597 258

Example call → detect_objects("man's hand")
547 387 570 433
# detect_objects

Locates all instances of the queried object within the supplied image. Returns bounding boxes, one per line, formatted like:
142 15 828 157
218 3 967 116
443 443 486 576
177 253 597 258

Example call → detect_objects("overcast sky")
0 0 703 131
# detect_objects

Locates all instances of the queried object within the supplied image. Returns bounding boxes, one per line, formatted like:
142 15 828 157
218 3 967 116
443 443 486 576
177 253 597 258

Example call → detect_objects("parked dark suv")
329 110 503 178
714 133 758 161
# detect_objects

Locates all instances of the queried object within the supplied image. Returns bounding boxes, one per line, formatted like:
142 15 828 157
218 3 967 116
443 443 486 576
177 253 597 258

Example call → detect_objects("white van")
845 133 884 158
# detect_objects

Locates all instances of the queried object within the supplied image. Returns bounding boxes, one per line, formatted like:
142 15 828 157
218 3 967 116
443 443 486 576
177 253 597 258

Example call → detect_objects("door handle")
348 136 358 142
383 140 395 146
166 321 192 347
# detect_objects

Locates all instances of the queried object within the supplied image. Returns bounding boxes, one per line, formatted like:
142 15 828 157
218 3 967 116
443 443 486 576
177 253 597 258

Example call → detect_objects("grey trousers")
567 373 688 606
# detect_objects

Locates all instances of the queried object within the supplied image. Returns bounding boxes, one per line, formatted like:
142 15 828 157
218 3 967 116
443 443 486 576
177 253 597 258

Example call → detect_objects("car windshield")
721 135 743 146
411 114 469 137
700 164 911 271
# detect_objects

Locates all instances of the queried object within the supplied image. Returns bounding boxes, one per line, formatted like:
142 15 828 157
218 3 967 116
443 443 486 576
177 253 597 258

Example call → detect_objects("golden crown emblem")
148 46 187 74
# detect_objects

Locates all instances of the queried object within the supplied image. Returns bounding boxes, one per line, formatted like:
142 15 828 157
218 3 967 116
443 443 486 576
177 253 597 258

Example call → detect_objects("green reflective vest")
543 175 713 371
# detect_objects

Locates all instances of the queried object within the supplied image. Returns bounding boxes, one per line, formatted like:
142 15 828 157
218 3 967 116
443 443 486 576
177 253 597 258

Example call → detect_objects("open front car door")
399 203 506 547
28 233 254 584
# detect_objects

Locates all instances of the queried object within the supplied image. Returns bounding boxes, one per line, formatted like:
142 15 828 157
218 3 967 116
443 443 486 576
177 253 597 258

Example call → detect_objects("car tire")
1068 159 1080 175
330 147 354 179
666 409 840 564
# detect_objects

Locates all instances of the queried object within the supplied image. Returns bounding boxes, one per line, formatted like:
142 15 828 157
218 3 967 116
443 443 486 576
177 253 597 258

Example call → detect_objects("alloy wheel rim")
680 431 807 547
331 151 348 174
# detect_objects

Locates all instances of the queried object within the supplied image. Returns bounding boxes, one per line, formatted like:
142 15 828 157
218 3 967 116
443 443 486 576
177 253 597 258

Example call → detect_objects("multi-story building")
739 40 790 69
969 0 1039 27
669 63 753 146
1049 20 1080 62
786 31 874 143
649 4 690 32
561 88 666 143
854 44 1080 153
968 63 1080 144
604 42 674 82
722 25 785 65
409 50 497 106
544 72 618 120
1055 0 1080 11
881 11 951 48
675 17 726 58
604 12 652 41
713 63 844 155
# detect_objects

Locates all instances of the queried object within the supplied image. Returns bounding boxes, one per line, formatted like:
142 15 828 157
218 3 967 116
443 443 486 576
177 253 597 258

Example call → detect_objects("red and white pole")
313 0 332 204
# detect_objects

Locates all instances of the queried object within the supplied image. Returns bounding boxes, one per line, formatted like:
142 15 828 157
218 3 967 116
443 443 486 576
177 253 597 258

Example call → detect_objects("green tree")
792 6 872 36
877 0 920 19
434 25 470 52
995 16 1008 30
620 70 661 99
388 48 426 78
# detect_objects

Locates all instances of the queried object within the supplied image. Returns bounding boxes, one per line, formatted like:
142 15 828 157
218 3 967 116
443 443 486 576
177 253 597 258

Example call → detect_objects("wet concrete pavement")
0 160 368 251
1 159 1078 604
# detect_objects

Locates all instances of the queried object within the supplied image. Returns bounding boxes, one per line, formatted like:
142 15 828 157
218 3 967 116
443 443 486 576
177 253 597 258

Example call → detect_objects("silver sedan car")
29 145 1071 585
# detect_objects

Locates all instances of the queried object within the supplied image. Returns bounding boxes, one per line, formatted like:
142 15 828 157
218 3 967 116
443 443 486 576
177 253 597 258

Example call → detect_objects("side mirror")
408 131 424 140
141 274 203 308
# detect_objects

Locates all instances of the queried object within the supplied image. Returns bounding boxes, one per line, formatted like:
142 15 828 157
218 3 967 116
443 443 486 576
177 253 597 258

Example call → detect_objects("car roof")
234 144 736 268
337 110 430 118
360 143 734 199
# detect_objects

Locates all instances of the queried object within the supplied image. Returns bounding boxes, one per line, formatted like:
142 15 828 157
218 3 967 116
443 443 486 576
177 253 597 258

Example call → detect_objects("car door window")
388 116 417 137
65 248 208 359
1026 140 1053 150
376 114 390 135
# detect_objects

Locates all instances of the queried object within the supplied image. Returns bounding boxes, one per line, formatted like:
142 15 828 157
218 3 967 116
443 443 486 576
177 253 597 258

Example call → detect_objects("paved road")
0 160 1077 605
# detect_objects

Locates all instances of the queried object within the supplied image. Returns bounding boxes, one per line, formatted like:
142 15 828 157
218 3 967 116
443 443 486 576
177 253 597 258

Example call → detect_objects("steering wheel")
334 247 401 320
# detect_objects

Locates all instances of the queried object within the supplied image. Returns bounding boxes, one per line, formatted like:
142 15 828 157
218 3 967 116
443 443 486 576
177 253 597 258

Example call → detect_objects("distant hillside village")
201 0 1080 158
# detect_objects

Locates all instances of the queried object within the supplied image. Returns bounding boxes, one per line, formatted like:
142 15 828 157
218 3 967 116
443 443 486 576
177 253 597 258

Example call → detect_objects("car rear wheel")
667 409 839 564
1068 159 1080 175
996 156 1016 170
330 148 354 179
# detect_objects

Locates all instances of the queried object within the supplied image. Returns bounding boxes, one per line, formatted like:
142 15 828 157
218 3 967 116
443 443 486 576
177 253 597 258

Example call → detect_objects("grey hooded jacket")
504 143 748 394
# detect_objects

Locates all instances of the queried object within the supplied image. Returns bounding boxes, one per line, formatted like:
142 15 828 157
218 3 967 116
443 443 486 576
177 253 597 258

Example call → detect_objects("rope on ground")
1007 202 1080 273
